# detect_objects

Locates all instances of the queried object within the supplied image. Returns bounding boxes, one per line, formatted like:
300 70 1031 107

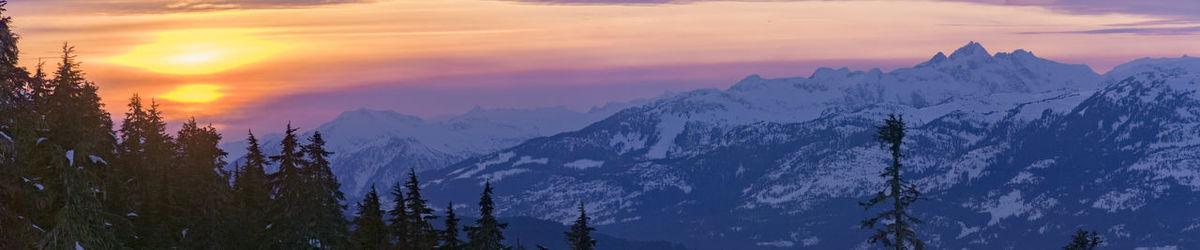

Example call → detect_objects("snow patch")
455 152 515 179
511 156 548 167
65 150 75 166
88 155 107 164
756 241 794 247
978 190 1030 226
477 168 529 184
647 115 685 159
564 159 604 170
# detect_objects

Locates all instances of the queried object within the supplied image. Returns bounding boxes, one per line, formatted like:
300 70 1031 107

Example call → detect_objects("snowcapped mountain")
416 42 1200 249
221 102 646 201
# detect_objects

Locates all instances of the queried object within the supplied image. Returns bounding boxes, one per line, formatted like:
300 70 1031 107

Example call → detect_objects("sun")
108 29 289 75
160 84 225 103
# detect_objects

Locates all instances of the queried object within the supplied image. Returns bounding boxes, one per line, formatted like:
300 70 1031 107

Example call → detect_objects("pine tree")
388 181 410 249
860 114 923 250
1063 229 1102 250
174 118 230 248
34 43 121 250
564 202 595 250
351 186 388 250
405 168 439 249
268 123 308 248
441 202 464 250
113 95 177 248
230 131 272 249
0 1 35 247
466 180 508 250
303 131 349 249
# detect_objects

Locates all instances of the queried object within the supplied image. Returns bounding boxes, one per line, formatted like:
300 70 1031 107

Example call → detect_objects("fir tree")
441 202 464 250
1063 229 1102 250
302 131 349 249
35 43 120 250
388 181 410 249
860 114 923 250
230 130 272 249
174 118 230 248
466 180 508 250
268 123 308 248
564 202 595 250
351 186 389 250
114 95 177 248
405 168 439 249
0 1 35 247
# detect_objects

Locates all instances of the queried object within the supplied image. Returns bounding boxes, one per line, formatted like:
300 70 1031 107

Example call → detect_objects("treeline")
0 1 598 249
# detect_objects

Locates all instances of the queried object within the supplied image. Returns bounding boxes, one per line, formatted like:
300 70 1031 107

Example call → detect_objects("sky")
6 0 1200 138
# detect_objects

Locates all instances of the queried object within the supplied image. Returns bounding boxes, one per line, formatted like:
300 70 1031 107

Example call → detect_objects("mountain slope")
221 103 645 201
418 43 1200 249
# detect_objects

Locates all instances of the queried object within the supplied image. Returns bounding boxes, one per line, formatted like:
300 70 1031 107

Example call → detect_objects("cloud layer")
32 0 372 14
510 0 1200 20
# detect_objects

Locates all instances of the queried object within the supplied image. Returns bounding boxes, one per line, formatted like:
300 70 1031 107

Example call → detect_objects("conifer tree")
303 131 348 249
441 202 465 250
466 180 508 250
389 181 411 249
35 43 120 250
352 186 388 250
113 95 177 248
405 168 439 249
0 1 35 247
1063 229 1102 250
565 202 595 250
860 114 923 250
230 131 272 249
268 123 307 248
174 118 230 248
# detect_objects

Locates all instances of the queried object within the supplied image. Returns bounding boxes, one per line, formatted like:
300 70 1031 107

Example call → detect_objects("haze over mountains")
226 42 1200 249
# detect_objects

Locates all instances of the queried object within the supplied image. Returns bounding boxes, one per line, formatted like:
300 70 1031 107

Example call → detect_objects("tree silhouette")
565 202 596 250
860 114 923 250
1063 229 1102 250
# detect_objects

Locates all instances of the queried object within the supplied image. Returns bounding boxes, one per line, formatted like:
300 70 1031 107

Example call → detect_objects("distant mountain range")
227 42 1200 249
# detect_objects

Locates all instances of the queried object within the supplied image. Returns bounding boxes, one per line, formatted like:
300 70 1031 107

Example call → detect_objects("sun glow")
108 29 289 75
160 84 226 103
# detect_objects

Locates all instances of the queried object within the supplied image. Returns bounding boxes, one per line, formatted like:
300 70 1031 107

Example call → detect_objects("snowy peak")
948 41 992 61
1106 55 1200 80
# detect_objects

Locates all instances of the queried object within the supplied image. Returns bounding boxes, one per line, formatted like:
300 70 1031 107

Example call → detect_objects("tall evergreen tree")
1063 229 1102 250
441 202 464 250
404 168 439 249
564 202 595 250
351 186 388 250
466 180 508 250
114 95 177 248
388 181 410 249
860 114 923 250
0 1 35 247
302 131 349 249
268 123 308 248
174 118 230 248
35 43 121 250
230 130 272 249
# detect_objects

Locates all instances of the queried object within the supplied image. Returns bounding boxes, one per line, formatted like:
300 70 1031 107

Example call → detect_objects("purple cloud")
508 0 1200 21
1020 26 1200 36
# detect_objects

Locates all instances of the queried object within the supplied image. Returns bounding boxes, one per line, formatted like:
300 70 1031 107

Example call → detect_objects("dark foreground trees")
0 2 551 249
565 202 596 250
1064 229 1103 250
860 114 924 250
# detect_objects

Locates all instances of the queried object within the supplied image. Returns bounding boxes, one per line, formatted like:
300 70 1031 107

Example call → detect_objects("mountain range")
227 42 1200 249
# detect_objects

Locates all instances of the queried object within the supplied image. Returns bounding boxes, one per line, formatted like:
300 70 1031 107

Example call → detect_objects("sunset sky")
7 0 1200 137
